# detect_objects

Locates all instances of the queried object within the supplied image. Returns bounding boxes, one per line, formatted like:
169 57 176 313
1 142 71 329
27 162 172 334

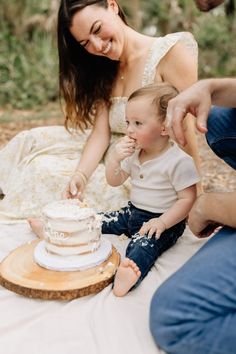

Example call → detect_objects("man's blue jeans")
206 107 236 169
150 107 236 354
101 202 185 288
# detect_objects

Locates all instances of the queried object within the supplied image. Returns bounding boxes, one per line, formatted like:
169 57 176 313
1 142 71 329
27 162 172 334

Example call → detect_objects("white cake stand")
34 237 112 271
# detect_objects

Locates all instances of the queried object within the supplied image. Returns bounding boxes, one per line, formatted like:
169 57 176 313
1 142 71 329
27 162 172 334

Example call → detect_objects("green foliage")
0 0 58 109
0 30 58 109
142 1 171 29
1 0 236 110
140 0 236 79
196 13 236 77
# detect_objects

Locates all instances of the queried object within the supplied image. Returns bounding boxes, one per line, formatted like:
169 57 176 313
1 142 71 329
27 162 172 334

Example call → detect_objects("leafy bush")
141 0 236 79
0 0 58 109
1 0 236 109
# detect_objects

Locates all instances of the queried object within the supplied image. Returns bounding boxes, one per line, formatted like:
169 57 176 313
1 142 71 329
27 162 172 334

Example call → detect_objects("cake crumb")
97 267 104 274
118 234 128 241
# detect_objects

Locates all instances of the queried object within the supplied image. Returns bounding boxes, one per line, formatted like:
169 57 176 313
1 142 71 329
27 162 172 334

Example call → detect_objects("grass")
0 103 63 124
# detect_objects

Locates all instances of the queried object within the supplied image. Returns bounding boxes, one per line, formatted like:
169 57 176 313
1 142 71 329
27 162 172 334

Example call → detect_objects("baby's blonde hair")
128 82 179 122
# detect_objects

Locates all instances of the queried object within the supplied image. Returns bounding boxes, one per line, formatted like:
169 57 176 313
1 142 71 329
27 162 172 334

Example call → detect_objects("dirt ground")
0 111 235 193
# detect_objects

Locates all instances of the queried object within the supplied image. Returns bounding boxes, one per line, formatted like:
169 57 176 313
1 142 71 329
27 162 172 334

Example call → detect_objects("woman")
0 0 199 223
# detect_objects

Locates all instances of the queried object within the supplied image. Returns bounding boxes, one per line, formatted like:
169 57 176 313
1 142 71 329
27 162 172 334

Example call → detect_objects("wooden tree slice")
0 240 120 300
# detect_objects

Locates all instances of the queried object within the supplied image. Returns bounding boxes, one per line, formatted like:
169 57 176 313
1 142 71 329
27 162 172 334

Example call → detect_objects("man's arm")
188 191 236 237
210 78 236 107
166 78 236 146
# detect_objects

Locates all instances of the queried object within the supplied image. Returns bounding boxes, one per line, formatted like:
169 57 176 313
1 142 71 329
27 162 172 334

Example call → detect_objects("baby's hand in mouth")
126 136 136 149
132 138 140 150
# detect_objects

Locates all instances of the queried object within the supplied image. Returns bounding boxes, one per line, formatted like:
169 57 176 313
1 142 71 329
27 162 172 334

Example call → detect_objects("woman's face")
70 1 125 60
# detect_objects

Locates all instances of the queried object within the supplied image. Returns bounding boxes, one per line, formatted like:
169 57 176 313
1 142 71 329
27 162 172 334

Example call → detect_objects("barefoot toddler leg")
113 258 141 297
28 218 45 238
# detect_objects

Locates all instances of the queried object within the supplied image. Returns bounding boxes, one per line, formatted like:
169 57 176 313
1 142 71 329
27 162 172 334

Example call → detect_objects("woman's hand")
114 136 136 162
139 218 166 239
62 173 86 199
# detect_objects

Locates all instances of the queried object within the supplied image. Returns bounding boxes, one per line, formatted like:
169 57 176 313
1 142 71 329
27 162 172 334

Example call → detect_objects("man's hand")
188 194 221 237
165 81 211 146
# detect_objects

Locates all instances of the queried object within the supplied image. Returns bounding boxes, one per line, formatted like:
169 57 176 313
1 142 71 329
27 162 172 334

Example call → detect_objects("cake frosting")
42 199 102 256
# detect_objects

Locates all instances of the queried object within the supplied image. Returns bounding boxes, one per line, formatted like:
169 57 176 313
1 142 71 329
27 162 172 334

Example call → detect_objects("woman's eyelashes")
79 37 88 47
94 24 101 34
80 24 102 48
81 41 89 47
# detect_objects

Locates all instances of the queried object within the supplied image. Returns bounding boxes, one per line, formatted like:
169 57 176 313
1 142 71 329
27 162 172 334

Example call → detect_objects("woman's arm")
158 42 201 172
159 42 198 92
63 104 111 198
76 104 111 178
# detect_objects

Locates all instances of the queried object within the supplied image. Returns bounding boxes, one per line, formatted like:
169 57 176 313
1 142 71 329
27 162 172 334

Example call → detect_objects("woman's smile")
102 40 112 55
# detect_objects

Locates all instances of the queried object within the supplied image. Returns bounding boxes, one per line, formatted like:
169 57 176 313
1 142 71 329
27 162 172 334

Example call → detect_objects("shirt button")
140 174 144 179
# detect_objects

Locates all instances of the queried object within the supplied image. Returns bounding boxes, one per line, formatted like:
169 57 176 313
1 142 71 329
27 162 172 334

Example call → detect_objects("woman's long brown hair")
57 0 127 131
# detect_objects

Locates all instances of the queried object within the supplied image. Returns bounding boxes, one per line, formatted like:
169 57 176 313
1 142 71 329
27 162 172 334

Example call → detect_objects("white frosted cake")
42 199 102 256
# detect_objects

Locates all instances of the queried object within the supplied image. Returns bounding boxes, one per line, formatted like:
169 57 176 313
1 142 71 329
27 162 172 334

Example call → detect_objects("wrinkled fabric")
0 32 197 223
0 224 206 354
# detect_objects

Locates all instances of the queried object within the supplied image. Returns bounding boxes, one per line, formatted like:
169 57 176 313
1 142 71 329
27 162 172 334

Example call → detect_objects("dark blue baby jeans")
101 202 185 288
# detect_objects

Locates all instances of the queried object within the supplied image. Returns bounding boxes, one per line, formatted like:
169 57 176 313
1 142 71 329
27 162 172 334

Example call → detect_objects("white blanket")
0 224 205 354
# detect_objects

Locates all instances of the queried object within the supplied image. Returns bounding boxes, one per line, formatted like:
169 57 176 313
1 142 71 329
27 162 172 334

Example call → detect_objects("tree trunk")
127 0 141 30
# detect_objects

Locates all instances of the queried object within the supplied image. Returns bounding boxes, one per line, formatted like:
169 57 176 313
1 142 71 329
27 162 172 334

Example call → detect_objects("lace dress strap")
142 31 198 86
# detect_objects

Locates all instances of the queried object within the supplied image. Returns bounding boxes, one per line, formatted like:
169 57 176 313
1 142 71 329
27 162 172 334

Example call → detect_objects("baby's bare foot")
28 218 45 238
113 258 141 297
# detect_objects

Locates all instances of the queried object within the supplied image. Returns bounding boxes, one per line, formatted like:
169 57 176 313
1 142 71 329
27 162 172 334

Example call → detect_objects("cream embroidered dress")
0 32 197 223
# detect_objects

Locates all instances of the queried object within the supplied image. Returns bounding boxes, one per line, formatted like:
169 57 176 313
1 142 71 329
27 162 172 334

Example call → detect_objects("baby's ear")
161 123 169 136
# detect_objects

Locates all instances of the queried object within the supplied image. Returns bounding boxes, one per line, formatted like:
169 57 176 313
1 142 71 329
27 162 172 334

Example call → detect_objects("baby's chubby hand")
139 218 166 239
113 135 136 162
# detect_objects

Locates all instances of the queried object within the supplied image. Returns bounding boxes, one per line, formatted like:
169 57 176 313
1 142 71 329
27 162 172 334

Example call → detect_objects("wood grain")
0 240 120 300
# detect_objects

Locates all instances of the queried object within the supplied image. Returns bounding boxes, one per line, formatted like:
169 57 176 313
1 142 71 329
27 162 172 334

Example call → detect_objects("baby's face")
125 97 165 149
